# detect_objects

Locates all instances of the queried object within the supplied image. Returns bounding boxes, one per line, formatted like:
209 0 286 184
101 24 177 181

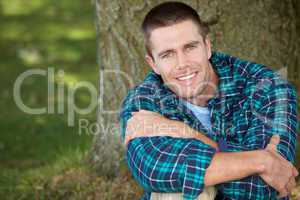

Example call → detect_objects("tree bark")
90 0 299 177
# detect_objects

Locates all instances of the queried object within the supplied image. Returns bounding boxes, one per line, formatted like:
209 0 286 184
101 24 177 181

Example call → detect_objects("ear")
204 36 212 60
145 54 161 75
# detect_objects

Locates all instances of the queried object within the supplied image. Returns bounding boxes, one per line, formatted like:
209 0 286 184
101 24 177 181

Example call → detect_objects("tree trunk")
89 0 299 177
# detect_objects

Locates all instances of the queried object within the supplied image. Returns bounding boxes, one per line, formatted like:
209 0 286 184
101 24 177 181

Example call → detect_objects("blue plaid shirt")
119 52 298 200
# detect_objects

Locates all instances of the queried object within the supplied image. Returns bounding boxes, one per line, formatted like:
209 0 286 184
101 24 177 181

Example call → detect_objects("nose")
175 51 188 70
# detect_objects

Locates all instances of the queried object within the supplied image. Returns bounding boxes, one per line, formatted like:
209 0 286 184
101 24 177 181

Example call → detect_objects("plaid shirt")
119 52 298 200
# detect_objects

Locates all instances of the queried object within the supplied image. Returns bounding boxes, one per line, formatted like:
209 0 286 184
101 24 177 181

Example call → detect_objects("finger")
131 111 138 115
131 110 149 118
266 135 280 152
139 109 152 113
124 137 129 146
126 120 135 133
277 189 288 199
138 109 151 114
125 135 133 146
269 135 280 145
285 177 296 194
275 180 289 198
293 167 299 177
283 163 298 178
139 109 159 116
266 142 277 152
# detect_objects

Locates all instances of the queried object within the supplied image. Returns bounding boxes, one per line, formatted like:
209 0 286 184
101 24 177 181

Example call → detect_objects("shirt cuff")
182 140 216 200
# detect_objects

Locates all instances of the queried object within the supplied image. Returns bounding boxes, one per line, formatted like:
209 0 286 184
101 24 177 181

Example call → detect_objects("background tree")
90 0 300 177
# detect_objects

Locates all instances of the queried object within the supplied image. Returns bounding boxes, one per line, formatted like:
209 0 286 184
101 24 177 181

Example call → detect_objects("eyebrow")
184 40 200 48
157 40 200 57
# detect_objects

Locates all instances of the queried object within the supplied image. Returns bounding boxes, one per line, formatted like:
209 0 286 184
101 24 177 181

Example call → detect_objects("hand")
259 135 298 198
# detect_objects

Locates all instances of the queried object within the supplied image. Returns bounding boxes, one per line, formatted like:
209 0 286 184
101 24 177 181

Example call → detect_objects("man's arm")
206 135 298 199
125 111 298 197
119 87 217 199
125 109 218 149
126 111 265 185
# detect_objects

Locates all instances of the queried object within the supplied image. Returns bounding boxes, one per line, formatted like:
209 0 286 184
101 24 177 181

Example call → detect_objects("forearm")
204 150 265 186
127 136 295 199
167 119 218 149
127 136 264 188
126 112 218 149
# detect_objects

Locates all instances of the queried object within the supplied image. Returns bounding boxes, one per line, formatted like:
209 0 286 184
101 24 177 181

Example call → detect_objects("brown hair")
141 1 210 56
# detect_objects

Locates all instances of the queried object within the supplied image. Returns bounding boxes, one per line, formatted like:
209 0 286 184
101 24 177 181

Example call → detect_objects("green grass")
0 143 142 200
0 147 87 198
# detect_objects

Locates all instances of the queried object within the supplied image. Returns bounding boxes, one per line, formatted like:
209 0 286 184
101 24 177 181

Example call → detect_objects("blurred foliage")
0 0 97 162
0 0 105 199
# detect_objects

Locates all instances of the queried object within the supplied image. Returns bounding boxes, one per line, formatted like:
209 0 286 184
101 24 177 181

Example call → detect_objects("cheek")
194 57 209 69
162 71 174 81
156 63 174 77
191 47 209 59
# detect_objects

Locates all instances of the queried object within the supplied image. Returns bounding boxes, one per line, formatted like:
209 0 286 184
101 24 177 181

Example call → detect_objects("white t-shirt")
184 101 212 133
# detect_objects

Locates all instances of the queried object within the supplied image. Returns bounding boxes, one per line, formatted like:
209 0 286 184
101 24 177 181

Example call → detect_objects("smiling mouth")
176 72 197 81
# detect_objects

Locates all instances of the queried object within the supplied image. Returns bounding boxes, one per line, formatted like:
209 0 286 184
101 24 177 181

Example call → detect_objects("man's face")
146 20 213 100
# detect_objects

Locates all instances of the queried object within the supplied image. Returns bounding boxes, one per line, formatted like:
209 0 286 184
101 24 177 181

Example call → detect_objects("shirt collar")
210 51 238 98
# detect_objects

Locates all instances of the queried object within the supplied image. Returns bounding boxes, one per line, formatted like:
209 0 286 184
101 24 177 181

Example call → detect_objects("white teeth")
177 73 196 81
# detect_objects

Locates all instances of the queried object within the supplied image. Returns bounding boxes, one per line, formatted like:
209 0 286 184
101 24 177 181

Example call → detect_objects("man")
119 2 298 200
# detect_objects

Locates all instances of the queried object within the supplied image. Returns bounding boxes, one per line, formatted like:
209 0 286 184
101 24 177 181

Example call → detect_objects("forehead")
149 20 203 52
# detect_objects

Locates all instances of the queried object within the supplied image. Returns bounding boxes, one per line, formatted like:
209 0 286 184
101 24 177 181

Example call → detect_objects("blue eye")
187 45 196 50
161 54 168 58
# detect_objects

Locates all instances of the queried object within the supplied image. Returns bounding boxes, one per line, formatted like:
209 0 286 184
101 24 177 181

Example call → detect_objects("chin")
174 89 198 100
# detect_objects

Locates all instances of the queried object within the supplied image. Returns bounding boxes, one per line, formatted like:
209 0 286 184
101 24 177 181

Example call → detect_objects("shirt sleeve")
219 60 298 200
226 67 298 162
119 86 216 200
